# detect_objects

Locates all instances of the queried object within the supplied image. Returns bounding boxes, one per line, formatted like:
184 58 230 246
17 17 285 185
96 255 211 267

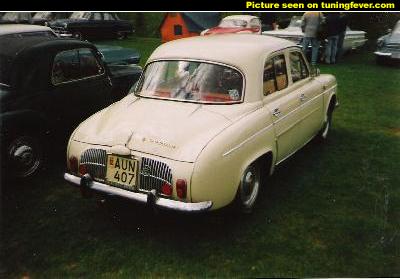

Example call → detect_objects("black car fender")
0 109 50 138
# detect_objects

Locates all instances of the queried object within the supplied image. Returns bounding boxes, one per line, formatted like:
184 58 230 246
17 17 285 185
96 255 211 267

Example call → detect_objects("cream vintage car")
64 34 338 213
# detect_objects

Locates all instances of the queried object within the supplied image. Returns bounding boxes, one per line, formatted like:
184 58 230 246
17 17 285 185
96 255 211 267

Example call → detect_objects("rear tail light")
161 183 173 196
68 156 78 174
176 179 187 199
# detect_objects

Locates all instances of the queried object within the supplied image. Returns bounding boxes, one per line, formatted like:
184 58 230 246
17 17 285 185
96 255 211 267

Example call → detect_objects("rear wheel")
236 162 261 213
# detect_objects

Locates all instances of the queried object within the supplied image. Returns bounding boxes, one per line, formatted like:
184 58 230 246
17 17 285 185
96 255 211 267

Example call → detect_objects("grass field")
1 37 400 277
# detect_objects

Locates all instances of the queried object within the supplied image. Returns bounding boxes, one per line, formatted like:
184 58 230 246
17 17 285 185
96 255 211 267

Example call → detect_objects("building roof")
181 12 220 32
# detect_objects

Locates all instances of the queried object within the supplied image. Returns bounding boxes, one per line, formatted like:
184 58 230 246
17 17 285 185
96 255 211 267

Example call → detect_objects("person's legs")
331 35 339 64
302 37 311 55
310 38 320 65
325 36 333 64
336 31 345 62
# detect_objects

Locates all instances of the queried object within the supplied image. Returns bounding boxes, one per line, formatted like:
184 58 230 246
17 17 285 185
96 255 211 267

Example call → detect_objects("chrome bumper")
64 173 213 213
374 51 393 57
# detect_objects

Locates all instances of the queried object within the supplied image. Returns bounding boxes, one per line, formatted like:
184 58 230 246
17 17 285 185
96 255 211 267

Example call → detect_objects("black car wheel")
6 135 44 178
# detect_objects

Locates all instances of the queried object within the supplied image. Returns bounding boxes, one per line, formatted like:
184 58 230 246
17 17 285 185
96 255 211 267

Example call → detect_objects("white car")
263 16 367 52
64 34 338 213
201 15 261 36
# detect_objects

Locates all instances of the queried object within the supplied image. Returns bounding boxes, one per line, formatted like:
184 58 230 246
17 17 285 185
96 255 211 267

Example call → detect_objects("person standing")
324 13 341 64
301 12 325 65
336 13 349 62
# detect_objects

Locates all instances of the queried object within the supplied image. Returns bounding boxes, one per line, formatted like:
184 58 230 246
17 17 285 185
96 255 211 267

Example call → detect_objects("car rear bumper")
64 173 213 213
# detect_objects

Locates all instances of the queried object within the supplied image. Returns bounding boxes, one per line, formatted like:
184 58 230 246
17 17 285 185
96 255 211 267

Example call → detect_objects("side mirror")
387 28 392 34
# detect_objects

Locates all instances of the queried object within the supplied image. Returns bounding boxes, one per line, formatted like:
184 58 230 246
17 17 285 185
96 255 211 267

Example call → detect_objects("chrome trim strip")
222 123 273 157
374 51 393 56
64 173 212 212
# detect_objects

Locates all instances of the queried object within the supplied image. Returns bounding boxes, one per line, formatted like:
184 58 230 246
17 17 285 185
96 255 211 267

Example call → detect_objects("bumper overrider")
64 173 213 213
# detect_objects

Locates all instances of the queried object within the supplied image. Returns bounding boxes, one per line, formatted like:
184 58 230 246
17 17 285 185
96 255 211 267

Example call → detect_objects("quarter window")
289 51 309 83
52 48 104 85
263 54 288 95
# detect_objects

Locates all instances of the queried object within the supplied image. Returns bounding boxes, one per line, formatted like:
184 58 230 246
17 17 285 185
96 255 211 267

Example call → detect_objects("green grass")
1 41 400 277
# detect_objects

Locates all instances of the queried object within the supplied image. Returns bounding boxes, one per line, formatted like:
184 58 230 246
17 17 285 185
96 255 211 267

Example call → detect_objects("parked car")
0 24 141 65
48 12 134 40
0 35 142 178
374 20 400 65
64 34 338 213
263 16 368 53
0 12 32 24
32 12 71 26
201 15 261 35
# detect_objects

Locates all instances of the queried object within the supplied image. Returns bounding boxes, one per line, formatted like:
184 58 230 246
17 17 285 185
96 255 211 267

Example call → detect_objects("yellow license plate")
106 155 139 188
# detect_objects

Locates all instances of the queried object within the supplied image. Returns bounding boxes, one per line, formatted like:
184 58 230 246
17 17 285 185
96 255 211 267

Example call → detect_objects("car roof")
149 34 295 69
0 24 53 35
0 35 93 58
222 15 259 21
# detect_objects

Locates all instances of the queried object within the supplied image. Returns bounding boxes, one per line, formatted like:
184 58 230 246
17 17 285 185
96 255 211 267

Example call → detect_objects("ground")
1 37 399 277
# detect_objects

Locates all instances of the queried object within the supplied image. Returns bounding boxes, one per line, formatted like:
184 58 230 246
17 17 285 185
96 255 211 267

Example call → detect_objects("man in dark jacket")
324 13 341 64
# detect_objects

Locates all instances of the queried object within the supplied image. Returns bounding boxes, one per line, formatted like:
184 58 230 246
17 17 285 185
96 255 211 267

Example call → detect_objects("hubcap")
240 165 260 208
8 137 42 177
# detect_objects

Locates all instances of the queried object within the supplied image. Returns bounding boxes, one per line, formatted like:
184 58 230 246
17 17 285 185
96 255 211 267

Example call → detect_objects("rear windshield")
136 60 244 104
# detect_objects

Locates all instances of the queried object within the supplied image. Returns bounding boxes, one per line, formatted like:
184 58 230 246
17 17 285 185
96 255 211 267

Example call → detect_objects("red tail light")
68 156 78 174
161 183 173 196
176 179 187 199
79 164 87 176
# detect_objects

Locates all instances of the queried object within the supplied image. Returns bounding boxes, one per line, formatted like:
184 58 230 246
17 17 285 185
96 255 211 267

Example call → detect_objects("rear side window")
289 51 309 83
52 48 104 85
263 54 288 95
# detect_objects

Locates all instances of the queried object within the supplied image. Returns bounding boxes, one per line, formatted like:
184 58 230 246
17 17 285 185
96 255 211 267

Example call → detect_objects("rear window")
136 60 244 104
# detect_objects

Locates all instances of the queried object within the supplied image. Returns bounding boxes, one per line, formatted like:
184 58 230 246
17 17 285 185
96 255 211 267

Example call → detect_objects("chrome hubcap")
8 137 42 177
240 165 260 208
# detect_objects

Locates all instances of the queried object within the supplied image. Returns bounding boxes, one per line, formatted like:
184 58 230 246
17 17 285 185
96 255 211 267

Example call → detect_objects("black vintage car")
0 35 142 178
48 12 134 40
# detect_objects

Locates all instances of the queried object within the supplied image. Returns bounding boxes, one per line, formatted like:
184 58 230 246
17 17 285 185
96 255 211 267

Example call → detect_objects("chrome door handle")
272 108 281 117
300 93 307 102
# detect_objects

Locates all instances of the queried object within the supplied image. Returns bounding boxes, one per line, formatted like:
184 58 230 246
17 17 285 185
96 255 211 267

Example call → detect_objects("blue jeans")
336 31 346 61
302 37 320 65
325 35 339 64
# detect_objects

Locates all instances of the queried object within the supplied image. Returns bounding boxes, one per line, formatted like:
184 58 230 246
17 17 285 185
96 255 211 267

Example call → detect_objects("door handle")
272 108 281 117
300 93 307 102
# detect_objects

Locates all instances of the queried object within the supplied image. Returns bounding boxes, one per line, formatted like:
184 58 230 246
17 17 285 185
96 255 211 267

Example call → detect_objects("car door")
263 52 305 163
51 47 112 129
288 50 324 141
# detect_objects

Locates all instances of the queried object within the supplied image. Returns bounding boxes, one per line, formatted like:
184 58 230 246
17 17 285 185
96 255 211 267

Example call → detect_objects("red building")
160 12 220 43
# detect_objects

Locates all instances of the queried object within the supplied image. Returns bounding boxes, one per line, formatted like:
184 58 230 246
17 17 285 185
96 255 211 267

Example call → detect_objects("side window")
79 48 104 78
289 51 309 83
52 48 104 85
174 25 183 35
92 13 102 20
250 19 260 28
52 49 80 84
104 13 115 20
263 54 288 96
